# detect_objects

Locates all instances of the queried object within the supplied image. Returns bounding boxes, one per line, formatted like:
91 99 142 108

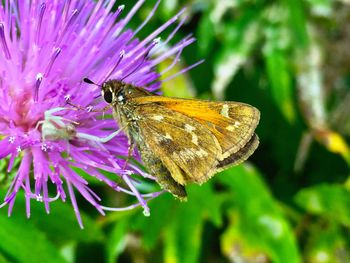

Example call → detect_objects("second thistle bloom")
0 0 195 227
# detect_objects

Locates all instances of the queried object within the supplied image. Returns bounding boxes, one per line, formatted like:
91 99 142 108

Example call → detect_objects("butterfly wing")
133 96 260 159
135 104 222 184
215 133 259 171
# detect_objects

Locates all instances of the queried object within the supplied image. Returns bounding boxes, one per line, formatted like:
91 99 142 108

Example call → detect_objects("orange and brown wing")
132 96 260 159
135 104 222 184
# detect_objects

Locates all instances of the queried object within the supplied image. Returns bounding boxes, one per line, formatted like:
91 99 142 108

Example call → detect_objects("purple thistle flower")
0 0 199 228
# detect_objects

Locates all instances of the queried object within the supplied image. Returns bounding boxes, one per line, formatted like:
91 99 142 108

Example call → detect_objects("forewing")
132 96 260 159
136 104 221 184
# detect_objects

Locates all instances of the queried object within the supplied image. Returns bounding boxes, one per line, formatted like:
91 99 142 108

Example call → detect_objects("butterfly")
86 78 260 200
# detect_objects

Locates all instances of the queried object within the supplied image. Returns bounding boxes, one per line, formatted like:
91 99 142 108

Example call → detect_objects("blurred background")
1 0 350 262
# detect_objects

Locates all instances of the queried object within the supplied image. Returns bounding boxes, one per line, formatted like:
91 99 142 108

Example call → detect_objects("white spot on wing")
175 148 208 160
191 134 198 145
152 115 164 121
185 124 196 132
226 125 235 131
164 133 172 140
176 149 195 160
155 132 173 143
221 104 229 118
184 124 198 145
226 121 241 131
195 148 208 157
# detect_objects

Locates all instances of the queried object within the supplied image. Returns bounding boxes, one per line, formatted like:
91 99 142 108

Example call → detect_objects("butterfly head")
84 77 151 106
101 80 127 105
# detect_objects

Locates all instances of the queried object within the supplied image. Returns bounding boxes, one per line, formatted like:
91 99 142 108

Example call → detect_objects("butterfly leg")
123 141 135 170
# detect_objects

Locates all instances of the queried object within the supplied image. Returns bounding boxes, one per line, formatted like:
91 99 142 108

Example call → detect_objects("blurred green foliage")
1 0 350 262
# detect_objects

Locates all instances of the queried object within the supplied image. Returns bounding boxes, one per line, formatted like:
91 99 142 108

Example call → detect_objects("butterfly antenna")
83 78 103 101
83 78 102 87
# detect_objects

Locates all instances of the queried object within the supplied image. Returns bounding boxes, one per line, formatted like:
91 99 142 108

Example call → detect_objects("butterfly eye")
116 89 126 104
103 90 113 103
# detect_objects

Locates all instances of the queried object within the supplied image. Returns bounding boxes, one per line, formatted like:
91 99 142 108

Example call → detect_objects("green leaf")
31 203 104 243
305 0 332 16
305 222 350 263
163 197 204 263
162 183 224 263
132 193 176 250
132 183 223 263
212 47 246 100
197 11 215 55
7 191 104 243
161 0 179 18
295 184 350 226
219 165 301 263
283 0 309 48
263 20 296 123
130 182 220 263
211 9 261 99
0 213 67 263
0 252 10 263
107 220 129 263
186 182 223 227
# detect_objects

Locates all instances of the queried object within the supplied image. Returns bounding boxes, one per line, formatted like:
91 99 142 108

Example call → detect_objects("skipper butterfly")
86 79 260 200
